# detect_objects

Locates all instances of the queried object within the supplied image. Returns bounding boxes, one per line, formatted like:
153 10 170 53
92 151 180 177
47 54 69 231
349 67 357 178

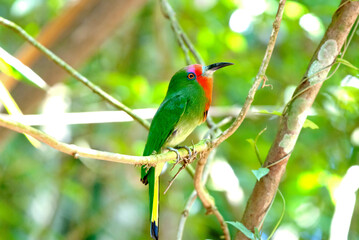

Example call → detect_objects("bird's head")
185 62 233 95
173 62 233 108
168 62 233 96
164 62 232 121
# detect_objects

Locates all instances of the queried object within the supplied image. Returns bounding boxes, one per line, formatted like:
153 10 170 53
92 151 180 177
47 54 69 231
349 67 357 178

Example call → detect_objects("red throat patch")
187 64 213 120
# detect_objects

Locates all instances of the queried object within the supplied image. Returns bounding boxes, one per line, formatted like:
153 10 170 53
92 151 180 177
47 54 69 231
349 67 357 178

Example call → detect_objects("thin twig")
177 191 197 240
159 0 191 65
164 163 187 194
265 151 293 169
181 30 205 65
159 0 205 65
191 116 232 240
213 0 286 148
0 17 150 130
204 116 234 139
165 153 197 194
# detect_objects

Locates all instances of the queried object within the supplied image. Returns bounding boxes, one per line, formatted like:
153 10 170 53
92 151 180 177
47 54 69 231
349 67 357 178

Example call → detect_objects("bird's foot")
166 147 181 163
164 145 196 194
178 145 192 159
167 145 193 162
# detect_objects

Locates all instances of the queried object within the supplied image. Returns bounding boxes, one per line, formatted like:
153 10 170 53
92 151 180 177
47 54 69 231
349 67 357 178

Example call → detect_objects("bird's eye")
187 73 195 80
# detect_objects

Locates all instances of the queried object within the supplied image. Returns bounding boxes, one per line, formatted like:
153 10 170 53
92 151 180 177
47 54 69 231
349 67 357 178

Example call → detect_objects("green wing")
141 94 187 180
143 93 187 156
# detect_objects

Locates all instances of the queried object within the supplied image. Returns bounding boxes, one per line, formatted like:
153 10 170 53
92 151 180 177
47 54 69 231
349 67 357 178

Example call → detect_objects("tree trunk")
237 1 359 239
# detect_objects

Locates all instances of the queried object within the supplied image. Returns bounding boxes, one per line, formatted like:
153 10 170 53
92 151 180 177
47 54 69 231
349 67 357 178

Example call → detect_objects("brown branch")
177 148 217 240
164 0 285 238
160 1 285 237
1 0 285 237
194 151 231 240
237 1 359 239
213 0 286 148
159 0 205 65
191 0 286 238
0 114 209 165
0 17 150 130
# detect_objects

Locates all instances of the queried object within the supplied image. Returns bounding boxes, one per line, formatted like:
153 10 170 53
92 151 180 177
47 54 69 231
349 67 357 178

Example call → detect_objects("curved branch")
160 0 287 238
237 1 359 239
194 150 230 240
0 114 208 165
192 0 286 238
0 17 150 130
177 147 219 240
213 0 286 148
1 1 286 238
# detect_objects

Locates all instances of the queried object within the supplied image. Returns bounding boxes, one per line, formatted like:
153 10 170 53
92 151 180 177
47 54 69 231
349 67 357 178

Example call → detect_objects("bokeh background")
0 0 358 239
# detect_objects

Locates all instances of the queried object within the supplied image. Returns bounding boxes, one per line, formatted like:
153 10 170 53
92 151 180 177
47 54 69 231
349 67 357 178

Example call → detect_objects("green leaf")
257 110 282 116
0 47 48 89
227 221 254 239
252 168 270 181
336 57 359 71
303 119 319 129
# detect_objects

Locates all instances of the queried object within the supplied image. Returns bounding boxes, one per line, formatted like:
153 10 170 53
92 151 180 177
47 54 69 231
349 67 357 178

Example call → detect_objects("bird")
141 62 233 240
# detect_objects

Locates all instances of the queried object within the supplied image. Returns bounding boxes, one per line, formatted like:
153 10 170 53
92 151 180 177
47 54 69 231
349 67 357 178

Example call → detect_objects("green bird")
141 62 233 240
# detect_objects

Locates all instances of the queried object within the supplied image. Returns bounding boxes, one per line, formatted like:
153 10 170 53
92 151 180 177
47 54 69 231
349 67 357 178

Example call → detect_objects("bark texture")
237 1 359 239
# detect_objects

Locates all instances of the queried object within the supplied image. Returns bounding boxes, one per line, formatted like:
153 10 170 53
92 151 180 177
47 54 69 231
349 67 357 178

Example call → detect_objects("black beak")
206 62 234 72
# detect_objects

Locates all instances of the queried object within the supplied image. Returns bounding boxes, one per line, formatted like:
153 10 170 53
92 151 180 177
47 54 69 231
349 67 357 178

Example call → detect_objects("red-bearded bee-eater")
141 62 233 240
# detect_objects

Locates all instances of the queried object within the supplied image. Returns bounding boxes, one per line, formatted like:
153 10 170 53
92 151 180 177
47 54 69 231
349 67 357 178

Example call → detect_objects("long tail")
150 170 159 240
146 163 164 240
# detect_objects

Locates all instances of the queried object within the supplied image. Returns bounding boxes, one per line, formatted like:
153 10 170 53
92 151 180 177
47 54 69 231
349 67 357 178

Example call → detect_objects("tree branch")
177 147 218 240
237 1 359 239
159 0 205 65
191 0 286 238
0 114 209 165
213 0 286 148
1 0 286 238
159 0 286 238
194 150 231 240
0 17 150 130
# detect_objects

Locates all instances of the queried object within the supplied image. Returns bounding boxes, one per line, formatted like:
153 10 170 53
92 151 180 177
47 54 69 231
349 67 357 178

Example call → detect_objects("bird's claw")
167 147 181 163
182 146 192 159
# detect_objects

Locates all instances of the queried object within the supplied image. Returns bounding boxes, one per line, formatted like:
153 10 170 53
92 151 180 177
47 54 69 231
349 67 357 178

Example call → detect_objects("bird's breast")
164 92 208 147
165 119 199 147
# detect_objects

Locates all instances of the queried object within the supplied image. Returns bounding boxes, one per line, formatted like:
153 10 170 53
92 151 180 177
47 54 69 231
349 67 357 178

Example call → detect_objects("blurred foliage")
0 0 359 239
